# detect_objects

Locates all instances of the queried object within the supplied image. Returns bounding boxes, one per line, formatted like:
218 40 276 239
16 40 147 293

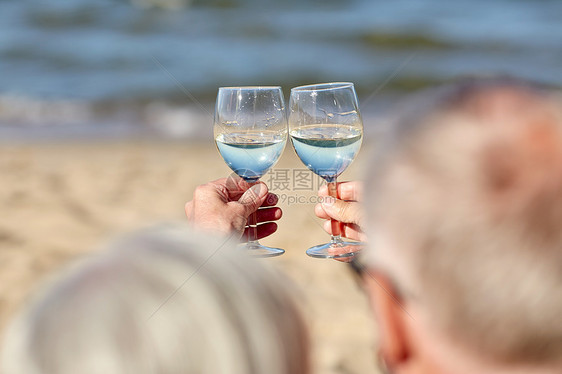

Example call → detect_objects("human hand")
185 176 281 240
314 181 366 242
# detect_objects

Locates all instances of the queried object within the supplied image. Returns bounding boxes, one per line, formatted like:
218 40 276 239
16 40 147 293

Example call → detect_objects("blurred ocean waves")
0 95 209 141
1 0 561 140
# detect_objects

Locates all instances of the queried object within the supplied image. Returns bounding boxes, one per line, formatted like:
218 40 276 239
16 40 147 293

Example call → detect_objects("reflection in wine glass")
289 82 364 259
214 86 287 257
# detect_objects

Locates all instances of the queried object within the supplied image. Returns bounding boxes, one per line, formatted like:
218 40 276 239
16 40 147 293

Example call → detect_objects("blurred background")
1 1 561 374
1 0 561 140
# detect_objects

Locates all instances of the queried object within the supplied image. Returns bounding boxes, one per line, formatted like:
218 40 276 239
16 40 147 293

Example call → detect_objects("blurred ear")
363 270 412 372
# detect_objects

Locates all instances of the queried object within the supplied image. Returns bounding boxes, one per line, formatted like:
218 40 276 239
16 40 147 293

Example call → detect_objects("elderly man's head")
365 78 562 373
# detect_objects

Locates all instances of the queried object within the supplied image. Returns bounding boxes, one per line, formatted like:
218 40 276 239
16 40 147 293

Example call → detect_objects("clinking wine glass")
289 82 364 259
214 86 287 257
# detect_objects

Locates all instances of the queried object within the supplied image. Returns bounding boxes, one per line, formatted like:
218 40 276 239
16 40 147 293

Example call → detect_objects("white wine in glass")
289 82 364 259
214 86 287 257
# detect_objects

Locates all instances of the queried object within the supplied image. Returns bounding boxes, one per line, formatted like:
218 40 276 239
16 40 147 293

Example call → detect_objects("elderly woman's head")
1 226 309 374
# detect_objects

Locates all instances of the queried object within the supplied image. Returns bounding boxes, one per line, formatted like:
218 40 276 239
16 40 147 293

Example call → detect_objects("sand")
0 139 380 374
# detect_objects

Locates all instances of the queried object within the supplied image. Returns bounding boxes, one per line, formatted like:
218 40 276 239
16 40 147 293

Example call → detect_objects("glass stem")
248 210 258 245
327 179 343 245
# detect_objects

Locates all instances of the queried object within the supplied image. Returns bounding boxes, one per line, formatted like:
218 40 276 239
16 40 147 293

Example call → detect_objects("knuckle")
229 202 246 215
232 214 247 232
193 184 208 198
227 203 248 219
338 201 351 221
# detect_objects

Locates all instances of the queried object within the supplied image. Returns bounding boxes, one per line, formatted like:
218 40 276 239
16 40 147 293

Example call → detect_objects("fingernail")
266 194 278 205
250 183 266 197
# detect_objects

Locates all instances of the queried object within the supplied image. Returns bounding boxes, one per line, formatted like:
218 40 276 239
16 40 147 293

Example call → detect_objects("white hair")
1 225 309 374
366 78 562 366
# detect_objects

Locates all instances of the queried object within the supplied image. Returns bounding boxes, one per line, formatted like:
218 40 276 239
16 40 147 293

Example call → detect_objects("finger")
242 222 278 241
329 244 363 262
321 198 363 225
255 207 282 223
235 189 277 206
213 175 253 200
333 255 355 263
314 203 330 219
318 181 363 201
339 181 363 201
322 220 365 241
261 193 279 207
227 179 277 203
237 182 269 216
193 182 230 204
318 183 330 197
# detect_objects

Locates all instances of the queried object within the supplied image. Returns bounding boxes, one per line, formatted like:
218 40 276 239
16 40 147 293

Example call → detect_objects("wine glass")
214 86 287 257
289 82 364 259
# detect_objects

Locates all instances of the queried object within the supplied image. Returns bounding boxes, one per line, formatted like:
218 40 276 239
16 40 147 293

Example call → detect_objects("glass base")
238 242 285 258
306 241 364 259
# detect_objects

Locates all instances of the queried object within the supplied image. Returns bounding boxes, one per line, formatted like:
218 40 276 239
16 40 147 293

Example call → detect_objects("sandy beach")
0 139 379 374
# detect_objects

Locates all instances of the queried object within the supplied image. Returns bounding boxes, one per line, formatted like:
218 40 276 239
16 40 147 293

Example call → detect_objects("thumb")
321 198 363 225
237 182 268 216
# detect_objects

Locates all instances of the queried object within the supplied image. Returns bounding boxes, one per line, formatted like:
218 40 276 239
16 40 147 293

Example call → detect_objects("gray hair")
1 225 309 374
366 77 562 365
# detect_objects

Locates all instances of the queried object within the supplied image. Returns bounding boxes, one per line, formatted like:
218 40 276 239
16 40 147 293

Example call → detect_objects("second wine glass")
214 86 287 257
289 82 364 259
